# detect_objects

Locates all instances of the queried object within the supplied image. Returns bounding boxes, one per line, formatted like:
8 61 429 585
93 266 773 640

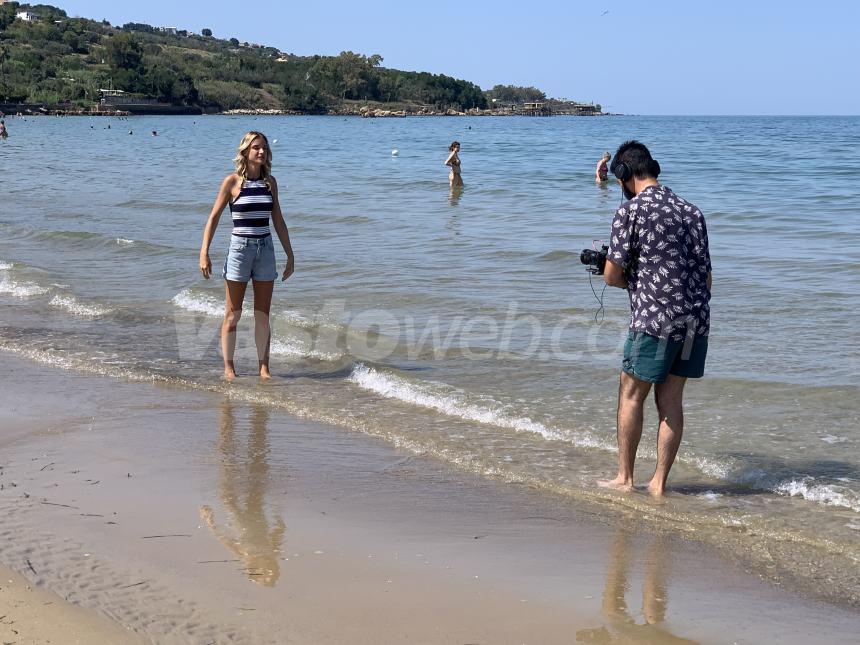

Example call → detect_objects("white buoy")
391 149 399 156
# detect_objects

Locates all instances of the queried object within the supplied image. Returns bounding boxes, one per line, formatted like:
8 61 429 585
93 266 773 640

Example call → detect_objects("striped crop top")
230 177 272 237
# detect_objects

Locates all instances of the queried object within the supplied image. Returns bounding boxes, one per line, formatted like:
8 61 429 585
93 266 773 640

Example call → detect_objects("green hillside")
0 2 504 112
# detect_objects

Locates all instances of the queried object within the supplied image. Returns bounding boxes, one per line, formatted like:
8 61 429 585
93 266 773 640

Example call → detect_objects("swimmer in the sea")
445 141 463 187
596 151 611 183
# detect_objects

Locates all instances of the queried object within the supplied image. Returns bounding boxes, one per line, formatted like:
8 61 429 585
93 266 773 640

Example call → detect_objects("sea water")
1 114 858 604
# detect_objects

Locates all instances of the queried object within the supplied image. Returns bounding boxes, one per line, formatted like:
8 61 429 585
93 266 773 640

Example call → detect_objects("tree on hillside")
202 28 212 37
143 65 197 104
485 84 546 104
105 33 146 92
106 33 144 72
0 4 17 31
27 4 67 22
377 73 405 102
310 51 383 100
122 22 156 33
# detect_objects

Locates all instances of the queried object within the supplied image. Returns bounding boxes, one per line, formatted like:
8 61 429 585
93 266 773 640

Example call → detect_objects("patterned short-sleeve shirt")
609 184 711 341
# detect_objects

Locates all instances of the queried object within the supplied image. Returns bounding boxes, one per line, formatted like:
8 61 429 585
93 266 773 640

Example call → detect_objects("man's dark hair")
610 140 661 179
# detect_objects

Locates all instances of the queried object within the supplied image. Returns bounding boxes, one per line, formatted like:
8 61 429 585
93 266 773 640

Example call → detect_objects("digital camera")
580 245 608 275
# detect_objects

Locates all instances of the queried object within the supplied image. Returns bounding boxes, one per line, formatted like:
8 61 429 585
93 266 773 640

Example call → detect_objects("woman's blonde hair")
234 131 272 188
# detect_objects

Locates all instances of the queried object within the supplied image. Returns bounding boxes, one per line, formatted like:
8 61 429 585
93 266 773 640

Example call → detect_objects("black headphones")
612 161 632 182
612 158 661 182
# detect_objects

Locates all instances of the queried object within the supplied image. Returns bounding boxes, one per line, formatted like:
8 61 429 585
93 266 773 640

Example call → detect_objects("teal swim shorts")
621 331 708 383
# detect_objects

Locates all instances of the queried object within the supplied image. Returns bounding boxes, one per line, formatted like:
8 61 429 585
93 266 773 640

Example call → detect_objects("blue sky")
57 0 859 115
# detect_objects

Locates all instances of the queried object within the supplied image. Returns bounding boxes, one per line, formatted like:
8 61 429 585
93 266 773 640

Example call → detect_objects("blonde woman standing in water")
445 141 463 187
199 131 295 380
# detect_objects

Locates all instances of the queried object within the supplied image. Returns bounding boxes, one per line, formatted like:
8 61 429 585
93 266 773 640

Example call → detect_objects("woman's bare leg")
222 280 248 380
252 279 274 378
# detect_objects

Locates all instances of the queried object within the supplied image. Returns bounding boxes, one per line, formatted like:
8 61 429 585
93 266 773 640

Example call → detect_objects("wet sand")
0 351 858 644
0 563 146 644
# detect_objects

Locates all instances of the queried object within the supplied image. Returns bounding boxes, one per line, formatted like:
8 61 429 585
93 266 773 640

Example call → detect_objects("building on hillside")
522 101 551 116
159 27 178 35
16 11 39 22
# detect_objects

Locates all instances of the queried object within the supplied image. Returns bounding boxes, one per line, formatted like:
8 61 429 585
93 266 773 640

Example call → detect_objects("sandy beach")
0 351 857 644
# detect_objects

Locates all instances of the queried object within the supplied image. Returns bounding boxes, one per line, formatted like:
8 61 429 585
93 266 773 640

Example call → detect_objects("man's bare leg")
648 374 687 496
599 371 652 490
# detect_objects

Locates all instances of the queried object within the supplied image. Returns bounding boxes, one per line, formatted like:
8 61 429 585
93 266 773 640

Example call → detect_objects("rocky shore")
222 104 606 117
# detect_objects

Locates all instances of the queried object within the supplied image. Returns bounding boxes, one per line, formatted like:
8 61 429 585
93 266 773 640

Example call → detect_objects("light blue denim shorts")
222 235 277 282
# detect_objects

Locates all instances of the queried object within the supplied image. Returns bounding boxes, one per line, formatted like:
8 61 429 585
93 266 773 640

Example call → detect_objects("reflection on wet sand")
200 402 286 586
576 525 697 644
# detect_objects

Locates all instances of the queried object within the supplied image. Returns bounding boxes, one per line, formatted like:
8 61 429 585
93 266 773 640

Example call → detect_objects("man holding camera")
599 141 712 496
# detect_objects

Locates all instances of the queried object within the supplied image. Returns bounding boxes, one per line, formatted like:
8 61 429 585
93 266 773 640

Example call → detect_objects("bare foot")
224 368 237 381
646 481 665 497
598 477 634 492
259 366 272 379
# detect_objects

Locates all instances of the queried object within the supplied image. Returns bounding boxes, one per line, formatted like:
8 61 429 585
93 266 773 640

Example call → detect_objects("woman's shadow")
576 523 698 644
200 401 286 586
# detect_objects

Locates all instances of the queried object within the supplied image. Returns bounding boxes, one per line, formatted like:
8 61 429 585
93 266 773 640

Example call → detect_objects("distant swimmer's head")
603 151 611 161
234 131 272 182
449 141 460 152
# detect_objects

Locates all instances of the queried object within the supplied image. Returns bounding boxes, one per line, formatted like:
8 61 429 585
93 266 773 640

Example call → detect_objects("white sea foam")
172 290 341 348
820 434 847 444
0 261 12 271
349 364 860 514
278 307 342 331
172 289 223 317
278 309 319 330
348 363 613 451
172 290 341 360
49 294 113 317
697 491 724 503
774 478 860 513
0 277 49 298
116 238 136 246
690 459 860 513
270 337 341 361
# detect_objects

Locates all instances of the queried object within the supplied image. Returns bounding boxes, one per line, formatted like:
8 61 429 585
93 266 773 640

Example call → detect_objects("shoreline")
1 351 858 643
1 106 609 118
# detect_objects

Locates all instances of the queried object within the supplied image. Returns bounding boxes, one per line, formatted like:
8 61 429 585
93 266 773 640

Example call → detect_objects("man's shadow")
200 401 286 586
576 523 698 644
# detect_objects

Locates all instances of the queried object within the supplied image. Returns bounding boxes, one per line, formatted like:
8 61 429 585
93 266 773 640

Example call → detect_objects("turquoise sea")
0 114 858 605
